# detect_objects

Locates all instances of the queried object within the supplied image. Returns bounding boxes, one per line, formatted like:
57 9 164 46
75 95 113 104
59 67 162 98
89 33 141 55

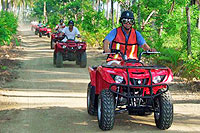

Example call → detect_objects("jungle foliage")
0 11 18 46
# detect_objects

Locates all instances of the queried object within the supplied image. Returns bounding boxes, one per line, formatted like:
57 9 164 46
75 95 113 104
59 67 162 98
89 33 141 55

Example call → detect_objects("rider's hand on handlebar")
149 48 157 52
104 49 111 53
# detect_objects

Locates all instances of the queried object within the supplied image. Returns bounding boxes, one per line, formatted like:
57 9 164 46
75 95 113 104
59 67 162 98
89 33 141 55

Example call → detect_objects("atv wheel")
87 83 97 116
39 32 42 37
76 54 80 65
35 30 38 35
80 52 87 68
56 52 63 68
51 39 55 49
53 52 56 65
98 89 115 131
154 90 173 130
48 33 50 38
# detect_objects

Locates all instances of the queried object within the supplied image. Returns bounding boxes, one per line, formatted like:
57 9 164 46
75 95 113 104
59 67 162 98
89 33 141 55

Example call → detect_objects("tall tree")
186 6 192 57
111 0 114 27
106 0 109 20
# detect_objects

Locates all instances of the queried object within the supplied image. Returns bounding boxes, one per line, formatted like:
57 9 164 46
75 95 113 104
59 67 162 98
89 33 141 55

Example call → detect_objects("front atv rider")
103 10 156 66
61 20 81 42
55 19 65 32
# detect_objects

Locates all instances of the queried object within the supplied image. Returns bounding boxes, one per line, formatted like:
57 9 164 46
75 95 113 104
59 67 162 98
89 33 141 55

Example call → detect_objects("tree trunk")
116 2 120 24
159 23 163 36
5 0 8 11
168 0 175 14
141 10 156 30
106 0 109 20
196 0 200 29
186 6 192 57
111 0 114 28
137 1 141 31
44 1 47 23
96 0 99 11
2 0 5 11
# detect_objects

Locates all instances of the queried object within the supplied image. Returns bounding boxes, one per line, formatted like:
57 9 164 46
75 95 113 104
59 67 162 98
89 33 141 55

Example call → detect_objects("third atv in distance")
38 25 51 38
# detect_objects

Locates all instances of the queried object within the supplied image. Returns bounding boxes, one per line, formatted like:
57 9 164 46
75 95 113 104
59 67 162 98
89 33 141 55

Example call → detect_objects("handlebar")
138 51 160 61
103 50 160 62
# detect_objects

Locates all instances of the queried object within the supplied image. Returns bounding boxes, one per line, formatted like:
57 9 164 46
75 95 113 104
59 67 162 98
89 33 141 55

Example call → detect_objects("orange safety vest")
107 27 138 62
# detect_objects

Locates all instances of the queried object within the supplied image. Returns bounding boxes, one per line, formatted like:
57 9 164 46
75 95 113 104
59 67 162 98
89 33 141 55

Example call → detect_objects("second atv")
53 38 87 68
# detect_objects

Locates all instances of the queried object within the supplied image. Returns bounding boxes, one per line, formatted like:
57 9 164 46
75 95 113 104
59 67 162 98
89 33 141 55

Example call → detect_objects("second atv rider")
61 20 81 42
103 10 156 66
55 19 65 32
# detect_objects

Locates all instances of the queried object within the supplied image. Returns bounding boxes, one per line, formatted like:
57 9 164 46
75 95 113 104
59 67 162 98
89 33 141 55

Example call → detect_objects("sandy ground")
0 25 200 133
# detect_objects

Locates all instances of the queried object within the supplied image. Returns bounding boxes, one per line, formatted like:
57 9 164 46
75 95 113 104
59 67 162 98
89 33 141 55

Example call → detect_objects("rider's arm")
103 29 117 53
75 27 81 38
141 43 156 52
60 28 66 36
136 31 156 52
54 25 59 31
103 40 111 53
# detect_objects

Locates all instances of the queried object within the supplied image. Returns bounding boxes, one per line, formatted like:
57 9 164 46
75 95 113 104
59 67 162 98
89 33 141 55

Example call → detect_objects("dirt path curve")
0 25 200 133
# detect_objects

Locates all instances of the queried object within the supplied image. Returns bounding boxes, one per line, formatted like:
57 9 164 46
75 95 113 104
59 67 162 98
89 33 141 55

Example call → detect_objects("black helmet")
60 19 64 23
119 10 135 23
68 20 74 26
39 20 41 23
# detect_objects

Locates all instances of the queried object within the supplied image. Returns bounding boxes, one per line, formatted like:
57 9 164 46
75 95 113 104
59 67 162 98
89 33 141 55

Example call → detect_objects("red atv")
53 38 87 68
31 24 38 31
38 25 51 38
50 32 64 49
34 26 40 35
87 50 173 130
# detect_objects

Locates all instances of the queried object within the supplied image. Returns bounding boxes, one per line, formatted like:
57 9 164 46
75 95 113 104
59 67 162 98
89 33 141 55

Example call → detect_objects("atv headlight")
114 75 124 84
77 46 82 49
152 75 165 84
62 45 66 49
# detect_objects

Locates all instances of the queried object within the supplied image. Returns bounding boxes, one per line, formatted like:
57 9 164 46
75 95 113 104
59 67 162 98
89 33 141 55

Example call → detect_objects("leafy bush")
0 11 18 46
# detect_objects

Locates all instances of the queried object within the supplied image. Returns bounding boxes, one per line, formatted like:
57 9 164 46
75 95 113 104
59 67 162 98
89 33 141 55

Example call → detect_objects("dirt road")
0 25 200 133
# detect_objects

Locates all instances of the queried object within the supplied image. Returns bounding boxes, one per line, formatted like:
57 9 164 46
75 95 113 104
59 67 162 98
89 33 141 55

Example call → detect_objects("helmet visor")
121 18 135 25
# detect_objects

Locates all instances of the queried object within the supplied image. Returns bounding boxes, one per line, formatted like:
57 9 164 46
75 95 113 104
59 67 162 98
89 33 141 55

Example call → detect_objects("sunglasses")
121 18 135 25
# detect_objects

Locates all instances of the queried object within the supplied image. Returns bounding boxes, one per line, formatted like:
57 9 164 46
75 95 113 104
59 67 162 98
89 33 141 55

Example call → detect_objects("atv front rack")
102 65 168 70
109 83 169 99
102 65 169 110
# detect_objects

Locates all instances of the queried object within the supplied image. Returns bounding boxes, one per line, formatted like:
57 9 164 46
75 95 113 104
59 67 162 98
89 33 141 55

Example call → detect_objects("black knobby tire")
48 33 50 38
56 52 63 68
53 52 56 65
154 90 173 130
80 52 87 68
87 83 97 116
39 32 42 37
76 54 80 65
98 89 115 131
35 30 38 35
